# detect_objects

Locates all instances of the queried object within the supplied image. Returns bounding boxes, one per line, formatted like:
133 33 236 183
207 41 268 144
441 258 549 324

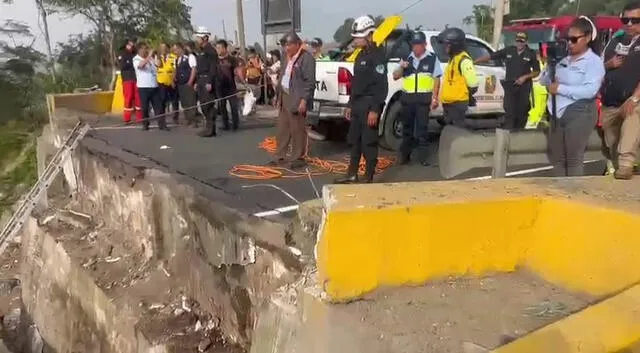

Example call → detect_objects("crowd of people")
116 26 307 136
116 1 640 182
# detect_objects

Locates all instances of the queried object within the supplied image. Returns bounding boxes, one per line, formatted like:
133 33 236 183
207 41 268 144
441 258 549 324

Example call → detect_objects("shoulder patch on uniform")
375 64 385 74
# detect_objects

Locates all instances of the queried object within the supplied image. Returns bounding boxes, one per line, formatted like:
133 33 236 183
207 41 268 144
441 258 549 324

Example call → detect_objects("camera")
541 40 568 65
539 41 568 120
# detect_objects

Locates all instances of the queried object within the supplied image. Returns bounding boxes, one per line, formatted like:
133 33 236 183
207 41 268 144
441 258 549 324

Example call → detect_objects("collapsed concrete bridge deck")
3 91 640 352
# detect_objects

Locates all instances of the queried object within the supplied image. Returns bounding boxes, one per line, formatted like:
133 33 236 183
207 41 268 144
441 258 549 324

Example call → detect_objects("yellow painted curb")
317 178 640 295
493 283 640 353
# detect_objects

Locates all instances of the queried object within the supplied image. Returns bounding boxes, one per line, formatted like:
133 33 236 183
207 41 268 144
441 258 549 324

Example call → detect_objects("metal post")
236 0 247 57
222 19 228 40
492 0 505 49
492 128 511 178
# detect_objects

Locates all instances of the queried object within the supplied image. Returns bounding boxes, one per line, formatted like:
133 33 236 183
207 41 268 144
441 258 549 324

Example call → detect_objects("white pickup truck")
310 29 506 151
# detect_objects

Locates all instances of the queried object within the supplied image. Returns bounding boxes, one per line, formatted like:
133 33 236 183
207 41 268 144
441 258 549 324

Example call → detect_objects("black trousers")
443 102 468 128
159 84 179 122
138 87 166 128
196 77 217 133
218 86 240 130
548 100 597 177
347 99 379 178
400 101 430 163
503 81 531 131
177 83 198 125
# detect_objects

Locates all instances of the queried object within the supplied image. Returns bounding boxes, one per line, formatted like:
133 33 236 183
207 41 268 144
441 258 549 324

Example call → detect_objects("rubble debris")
65 209 92 221
0 279 19 297
197 338 212 352
2 307 20 332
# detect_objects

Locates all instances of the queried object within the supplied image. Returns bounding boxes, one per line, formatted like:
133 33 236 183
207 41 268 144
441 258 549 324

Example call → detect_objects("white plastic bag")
242 90 257 116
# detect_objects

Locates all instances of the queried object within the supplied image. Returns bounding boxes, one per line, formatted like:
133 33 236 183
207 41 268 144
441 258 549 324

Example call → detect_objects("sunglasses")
621 17 640 25
567 34 586 44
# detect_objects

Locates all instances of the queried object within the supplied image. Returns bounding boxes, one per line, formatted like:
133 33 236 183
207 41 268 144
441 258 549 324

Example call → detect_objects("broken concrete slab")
20 130 303 352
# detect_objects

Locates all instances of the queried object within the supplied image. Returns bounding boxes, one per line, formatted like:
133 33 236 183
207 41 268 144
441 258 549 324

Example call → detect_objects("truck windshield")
502 29 555 50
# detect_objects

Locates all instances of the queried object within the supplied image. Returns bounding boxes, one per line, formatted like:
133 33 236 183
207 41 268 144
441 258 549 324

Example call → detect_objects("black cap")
410 31 427 45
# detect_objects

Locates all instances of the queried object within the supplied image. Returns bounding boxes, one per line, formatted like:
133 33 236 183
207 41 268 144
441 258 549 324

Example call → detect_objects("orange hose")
229 136 395 180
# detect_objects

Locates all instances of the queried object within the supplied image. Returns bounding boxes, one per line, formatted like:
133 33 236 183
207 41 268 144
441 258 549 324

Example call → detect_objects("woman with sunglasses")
539 16 605 177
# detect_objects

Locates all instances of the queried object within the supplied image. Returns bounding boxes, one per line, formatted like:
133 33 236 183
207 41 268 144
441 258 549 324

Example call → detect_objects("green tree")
463 4 494 42
0 20 47 126
44 0 192 88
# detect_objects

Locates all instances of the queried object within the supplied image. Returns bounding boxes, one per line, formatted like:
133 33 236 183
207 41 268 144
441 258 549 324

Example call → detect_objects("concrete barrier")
315 177 640 351
438 125 606 179
46 92 114 117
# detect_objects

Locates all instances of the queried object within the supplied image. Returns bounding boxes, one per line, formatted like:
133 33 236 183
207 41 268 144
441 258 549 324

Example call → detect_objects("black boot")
198 120 216 137
334 174 358 184
198 128 216 137
399 155 411 165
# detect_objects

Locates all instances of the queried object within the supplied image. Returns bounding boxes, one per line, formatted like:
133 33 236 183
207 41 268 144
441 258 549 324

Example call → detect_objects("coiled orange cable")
228 136 395 180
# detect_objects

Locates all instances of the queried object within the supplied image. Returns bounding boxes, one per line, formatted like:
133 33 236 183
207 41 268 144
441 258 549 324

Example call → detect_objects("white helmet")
351 15 376 38
194 26 211 38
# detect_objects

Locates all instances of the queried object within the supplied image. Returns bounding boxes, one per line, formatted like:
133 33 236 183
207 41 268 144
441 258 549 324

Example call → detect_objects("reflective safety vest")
526 59 548 129
532 60 545 82
441 51 471 104
402 53 437 94
157 53 177 86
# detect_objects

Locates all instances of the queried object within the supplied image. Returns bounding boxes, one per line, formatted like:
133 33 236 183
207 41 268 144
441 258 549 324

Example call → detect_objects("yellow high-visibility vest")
402 72 436 93
157 53 177 86
441 51 471 104
401 53 437 94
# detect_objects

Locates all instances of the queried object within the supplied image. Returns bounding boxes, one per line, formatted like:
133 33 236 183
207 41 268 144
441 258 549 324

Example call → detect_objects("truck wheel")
381 101 403 151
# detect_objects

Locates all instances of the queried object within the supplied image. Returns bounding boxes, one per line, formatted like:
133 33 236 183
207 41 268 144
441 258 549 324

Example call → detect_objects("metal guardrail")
0 121 89 255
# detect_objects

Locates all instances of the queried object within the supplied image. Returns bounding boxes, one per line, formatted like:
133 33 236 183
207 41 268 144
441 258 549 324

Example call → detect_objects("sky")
0 0 480 52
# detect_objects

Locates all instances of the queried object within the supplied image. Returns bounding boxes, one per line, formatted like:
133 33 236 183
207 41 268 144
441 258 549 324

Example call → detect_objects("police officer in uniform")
438 28 479 128
194 26 219 137
476 32 539 130
392 31 442 166
335 15 388 184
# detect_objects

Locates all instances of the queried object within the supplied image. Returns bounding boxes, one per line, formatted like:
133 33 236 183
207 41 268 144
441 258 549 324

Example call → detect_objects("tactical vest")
441 51 471 104
175 55 192 85
401 53 437 104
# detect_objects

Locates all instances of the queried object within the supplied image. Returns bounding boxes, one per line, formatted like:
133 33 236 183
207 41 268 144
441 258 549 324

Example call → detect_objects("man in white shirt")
133 42 168 131
172 42 199 126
